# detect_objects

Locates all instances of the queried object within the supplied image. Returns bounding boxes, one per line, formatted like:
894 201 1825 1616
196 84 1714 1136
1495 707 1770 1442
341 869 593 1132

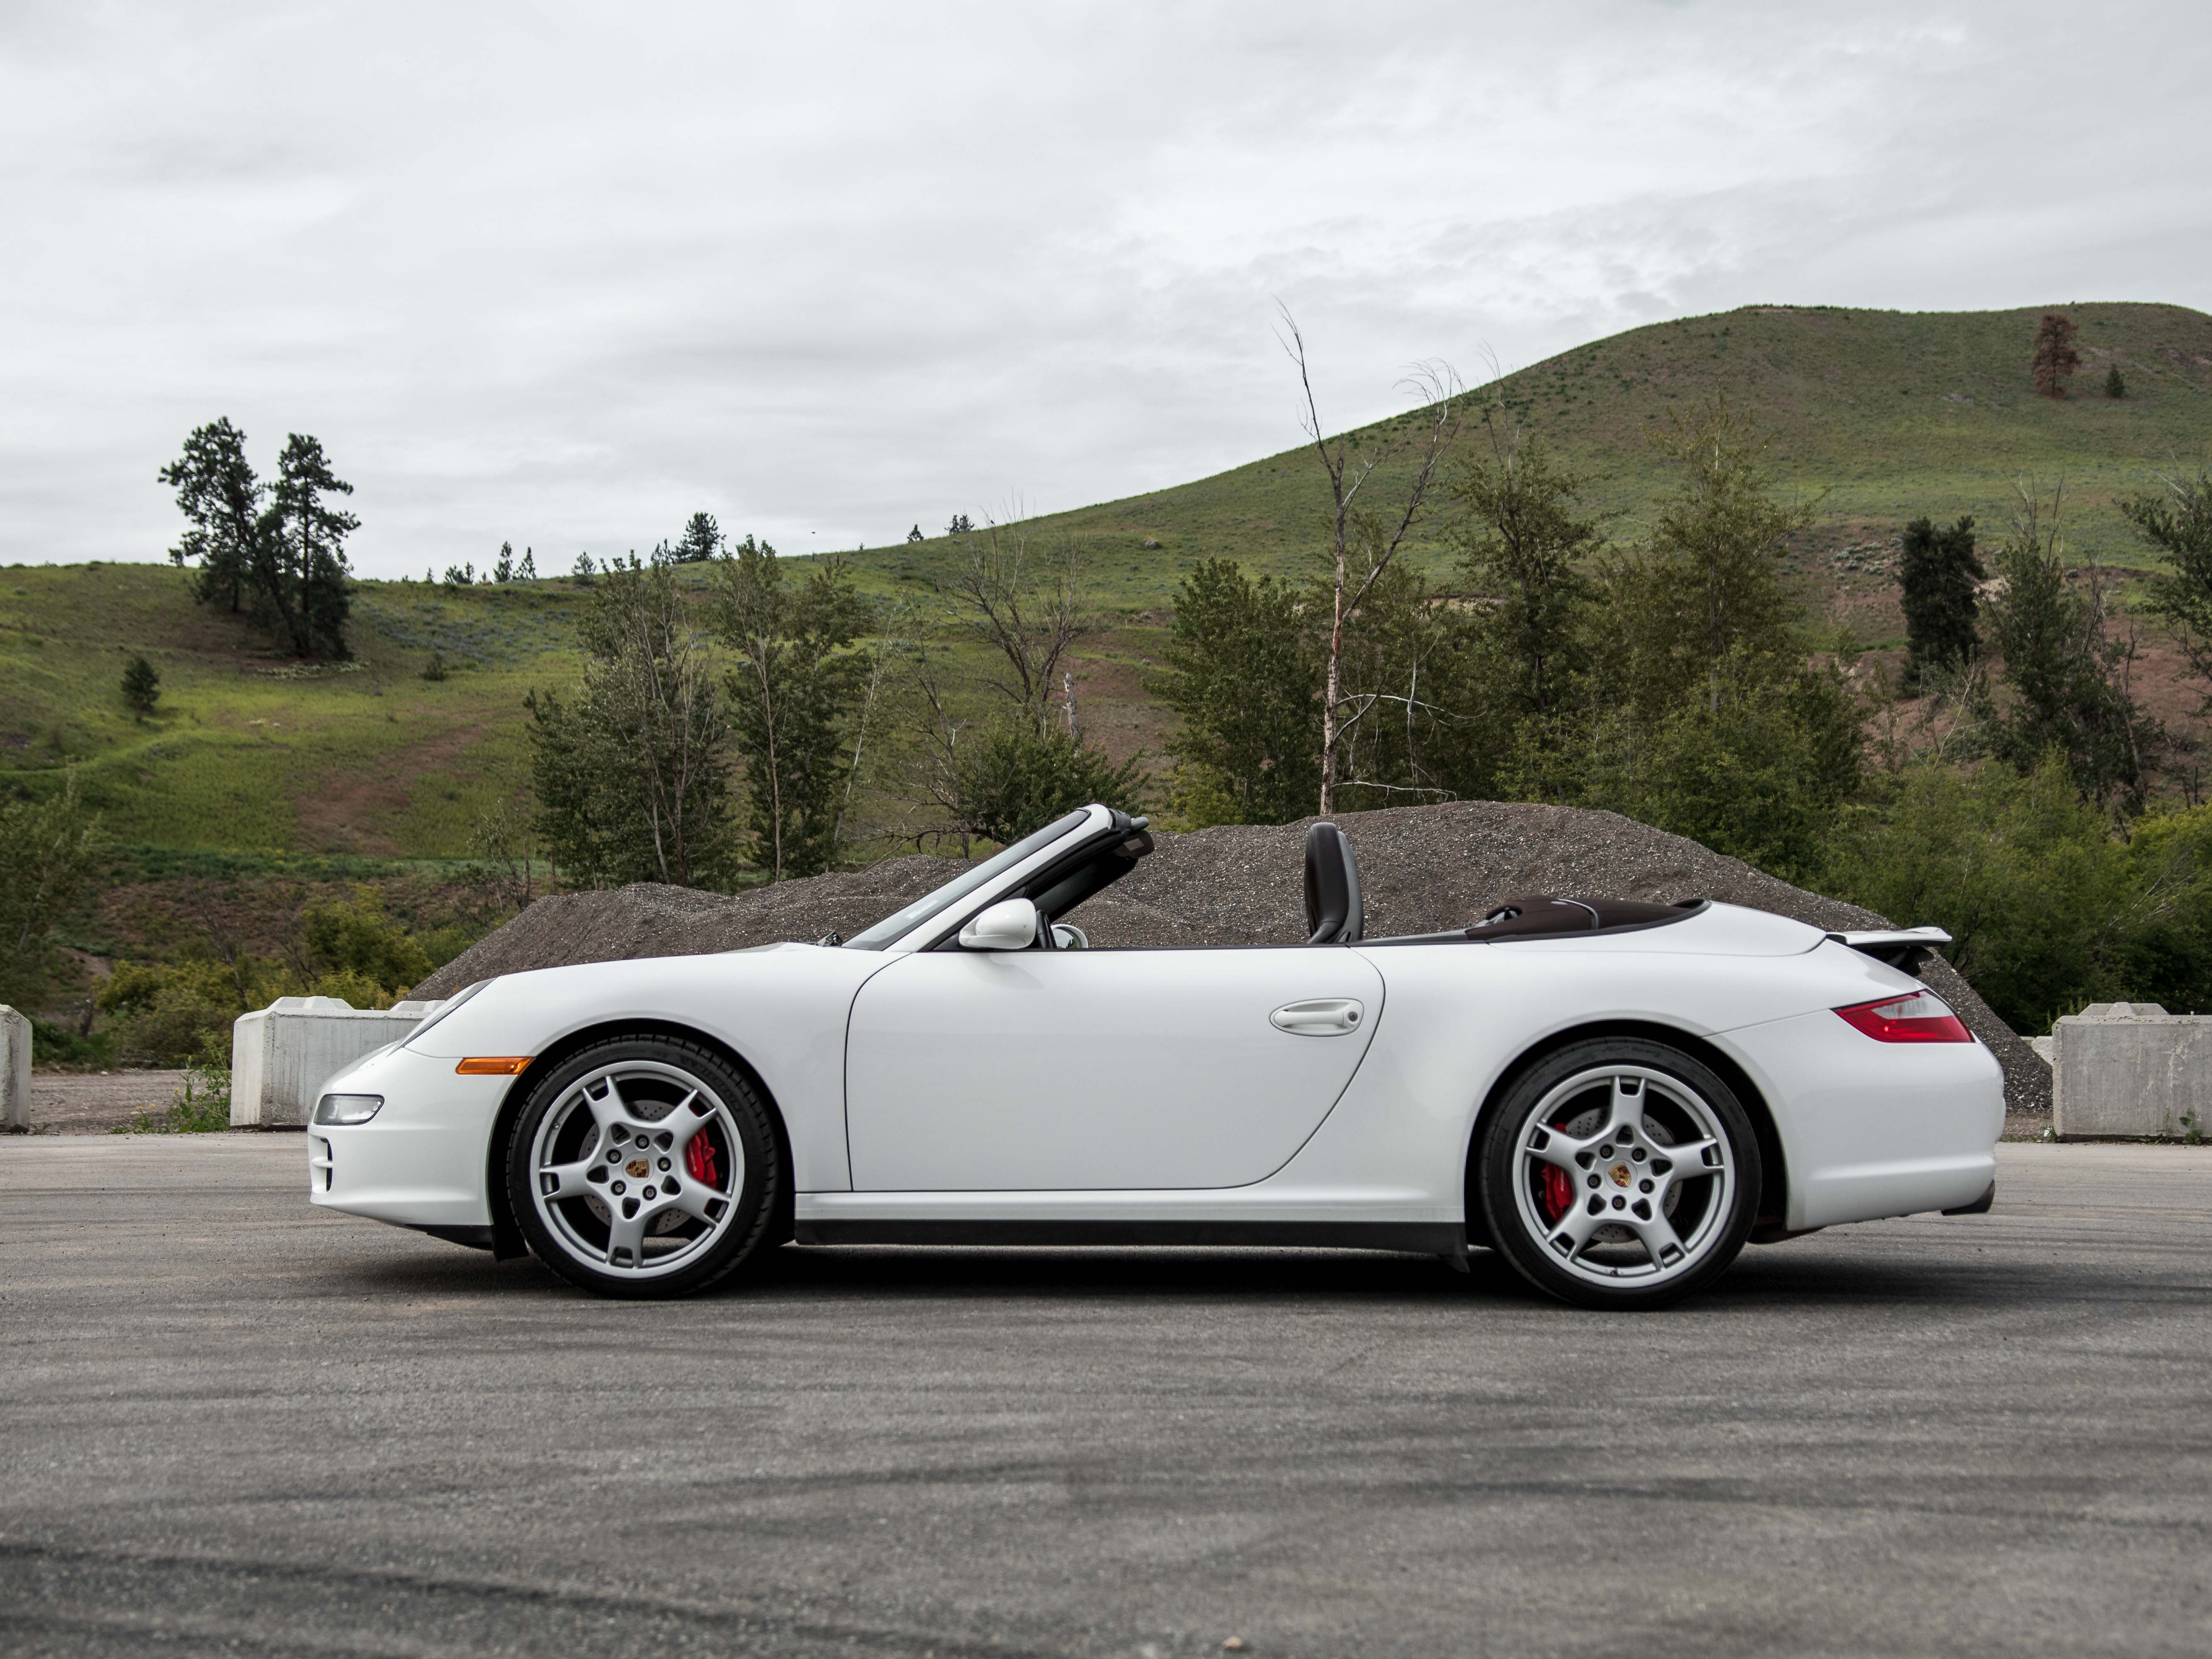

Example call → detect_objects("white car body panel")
844 946 1384 1190
307 806 2005 1263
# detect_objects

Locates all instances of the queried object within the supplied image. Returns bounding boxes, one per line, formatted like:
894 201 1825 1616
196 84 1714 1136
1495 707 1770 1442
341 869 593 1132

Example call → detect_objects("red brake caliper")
1540 1163 1575 1224
685 1132 719 1189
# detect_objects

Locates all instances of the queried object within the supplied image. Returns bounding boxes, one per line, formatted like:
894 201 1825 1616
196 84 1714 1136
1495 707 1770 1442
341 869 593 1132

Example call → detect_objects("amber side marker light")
455 1057 533 1075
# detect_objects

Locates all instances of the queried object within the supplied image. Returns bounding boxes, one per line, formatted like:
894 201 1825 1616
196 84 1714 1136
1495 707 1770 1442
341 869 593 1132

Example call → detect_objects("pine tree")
1985 485 2154 807
907 524 924 543
946 513 973 536
571 552 595 586
121 655 160 713
159 418 265 615
265 433 357 657
674 513 722 563
493 542 515 583
2106 365 2127 399
518 547 537 581
1898 515 1984 689
2030 312 2083 399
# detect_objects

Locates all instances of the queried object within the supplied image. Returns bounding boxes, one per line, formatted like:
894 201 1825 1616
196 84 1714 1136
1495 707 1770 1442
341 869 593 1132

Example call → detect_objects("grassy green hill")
7 301 2209 870
853 300 2212 605
0 564 581 855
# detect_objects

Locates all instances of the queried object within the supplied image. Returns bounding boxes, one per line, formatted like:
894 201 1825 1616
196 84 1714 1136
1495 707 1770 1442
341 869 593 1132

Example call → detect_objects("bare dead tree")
1278 304 1463 816
2030 312 2083 399
942 518 1091 732
831 600 912 849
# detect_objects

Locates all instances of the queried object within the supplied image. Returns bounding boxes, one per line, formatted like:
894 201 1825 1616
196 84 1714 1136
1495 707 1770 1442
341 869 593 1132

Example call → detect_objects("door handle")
1270 998 1365 1036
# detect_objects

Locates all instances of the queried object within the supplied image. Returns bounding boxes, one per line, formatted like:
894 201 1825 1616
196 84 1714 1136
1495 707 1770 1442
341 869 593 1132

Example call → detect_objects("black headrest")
1303 821 1363 945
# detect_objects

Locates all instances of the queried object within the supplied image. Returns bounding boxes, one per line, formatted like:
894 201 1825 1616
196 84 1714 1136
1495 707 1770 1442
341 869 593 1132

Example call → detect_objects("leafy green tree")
938 720 1145 845
1898 515 1983 690
1449 428 1603 720
1983 486 2154 810
1150 559 1319 825
0 773 107 1013
1828 755 2144 1031
714 537 872 879
527 552 734 888
1507 404 1863 875
301 887 434 997
1543 657 1862 882
2124 467 2212 707
1597 401 1812 717
676 513 722 563
160 418 265 615
121 655 160 714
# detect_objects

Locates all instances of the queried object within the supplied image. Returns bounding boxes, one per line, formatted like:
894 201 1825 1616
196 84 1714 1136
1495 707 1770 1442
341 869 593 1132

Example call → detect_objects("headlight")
314 1093 384 1126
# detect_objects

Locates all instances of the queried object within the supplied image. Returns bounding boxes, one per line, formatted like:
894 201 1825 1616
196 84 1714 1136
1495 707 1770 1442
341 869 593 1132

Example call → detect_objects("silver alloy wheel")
527 1060 744 1280
1511 1063 1736 1290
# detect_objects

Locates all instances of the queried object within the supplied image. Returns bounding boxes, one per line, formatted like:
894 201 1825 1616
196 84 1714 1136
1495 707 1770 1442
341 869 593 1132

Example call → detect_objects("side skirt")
792 1218 1463 1254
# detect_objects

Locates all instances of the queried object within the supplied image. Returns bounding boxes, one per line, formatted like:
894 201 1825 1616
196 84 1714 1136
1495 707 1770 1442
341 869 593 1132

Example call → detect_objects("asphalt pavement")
2 1135 2209 1658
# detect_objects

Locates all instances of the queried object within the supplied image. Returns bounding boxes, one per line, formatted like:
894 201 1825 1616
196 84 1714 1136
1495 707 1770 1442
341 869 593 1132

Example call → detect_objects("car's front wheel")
506 1034 780 1299
1477 1038 1759 1310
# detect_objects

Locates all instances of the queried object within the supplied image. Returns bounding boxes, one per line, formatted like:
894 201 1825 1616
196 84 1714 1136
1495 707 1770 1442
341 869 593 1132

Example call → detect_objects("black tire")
506 1033 781 1299
1476 1038 1759 1310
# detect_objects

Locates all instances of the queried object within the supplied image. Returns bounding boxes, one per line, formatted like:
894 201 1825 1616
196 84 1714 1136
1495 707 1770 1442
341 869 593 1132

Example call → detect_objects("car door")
843 947 1385 1191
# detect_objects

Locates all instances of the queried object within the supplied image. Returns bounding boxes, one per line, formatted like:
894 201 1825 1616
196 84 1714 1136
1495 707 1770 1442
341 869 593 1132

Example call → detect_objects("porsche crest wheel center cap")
1608 1163 1633 1187
625 1158 650 1179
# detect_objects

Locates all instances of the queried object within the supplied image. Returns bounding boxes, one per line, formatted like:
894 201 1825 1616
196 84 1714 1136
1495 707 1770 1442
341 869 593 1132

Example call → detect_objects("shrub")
942 721 1146 845
122 655 160 713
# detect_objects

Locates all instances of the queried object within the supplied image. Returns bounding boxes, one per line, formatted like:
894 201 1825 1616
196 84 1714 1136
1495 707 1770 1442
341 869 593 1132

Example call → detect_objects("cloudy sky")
3 1 2206 577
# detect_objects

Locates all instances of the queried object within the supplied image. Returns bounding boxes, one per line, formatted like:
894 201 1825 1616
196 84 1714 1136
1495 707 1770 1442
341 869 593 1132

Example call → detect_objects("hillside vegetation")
6 302 2209 868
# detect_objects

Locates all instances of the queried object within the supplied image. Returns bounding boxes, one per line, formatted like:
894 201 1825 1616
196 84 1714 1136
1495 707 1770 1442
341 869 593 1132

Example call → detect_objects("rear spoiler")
1827 926 1952 973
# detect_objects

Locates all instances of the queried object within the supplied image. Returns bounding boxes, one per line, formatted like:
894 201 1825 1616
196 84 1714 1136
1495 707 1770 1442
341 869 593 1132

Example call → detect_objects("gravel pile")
418 800 2047 1114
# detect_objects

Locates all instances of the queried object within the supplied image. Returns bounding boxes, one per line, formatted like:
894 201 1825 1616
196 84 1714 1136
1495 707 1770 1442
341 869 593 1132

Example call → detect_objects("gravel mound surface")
418 800 2046 1114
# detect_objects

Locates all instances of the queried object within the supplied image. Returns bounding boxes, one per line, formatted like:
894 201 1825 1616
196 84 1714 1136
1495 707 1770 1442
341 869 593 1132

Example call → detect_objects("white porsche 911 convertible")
308 803 2002 1309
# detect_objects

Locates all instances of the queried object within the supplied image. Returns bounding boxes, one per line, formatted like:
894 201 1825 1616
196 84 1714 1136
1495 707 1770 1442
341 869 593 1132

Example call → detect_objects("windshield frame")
839 807 1106 951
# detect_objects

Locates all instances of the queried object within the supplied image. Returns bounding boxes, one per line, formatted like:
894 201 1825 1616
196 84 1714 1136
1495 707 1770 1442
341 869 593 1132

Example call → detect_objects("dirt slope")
418 801 2046 1113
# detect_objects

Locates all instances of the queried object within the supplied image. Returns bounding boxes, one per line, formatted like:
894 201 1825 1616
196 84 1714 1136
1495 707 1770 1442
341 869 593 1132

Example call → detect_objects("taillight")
1834 990 1972 1044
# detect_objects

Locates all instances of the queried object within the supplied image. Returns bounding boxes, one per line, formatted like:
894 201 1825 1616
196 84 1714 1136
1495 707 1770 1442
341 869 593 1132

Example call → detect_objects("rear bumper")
307 1044 508 1229
1725 1008 2005 1229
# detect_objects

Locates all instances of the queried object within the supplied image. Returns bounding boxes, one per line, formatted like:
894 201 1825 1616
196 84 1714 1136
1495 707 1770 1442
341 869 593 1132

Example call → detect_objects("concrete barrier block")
229 997 443 1129
1 1006 29 1131
2052 1005 2212 1139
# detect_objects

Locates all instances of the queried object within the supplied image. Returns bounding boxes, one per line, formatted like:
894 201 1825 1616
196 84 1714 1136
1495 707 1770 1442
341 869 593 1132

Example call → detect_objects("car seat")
1303 821 1364 944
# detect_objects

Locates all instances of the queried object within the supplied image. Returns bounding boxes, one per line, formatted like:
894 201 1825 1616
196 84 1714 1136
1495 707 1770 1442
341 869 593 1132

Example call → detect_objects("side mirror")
958 897 1040 951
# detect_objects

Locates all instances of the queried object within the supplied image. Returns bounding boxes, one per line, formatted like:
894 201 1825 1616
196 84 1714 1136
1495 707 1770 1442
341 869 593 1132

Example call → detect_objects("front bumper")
307 1043 513 1229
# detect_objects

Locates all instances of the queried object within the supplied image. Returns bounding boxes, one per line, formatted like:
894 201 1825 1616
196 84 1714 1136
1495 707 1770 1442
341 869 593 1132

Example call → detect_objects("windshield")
841 810 1094 949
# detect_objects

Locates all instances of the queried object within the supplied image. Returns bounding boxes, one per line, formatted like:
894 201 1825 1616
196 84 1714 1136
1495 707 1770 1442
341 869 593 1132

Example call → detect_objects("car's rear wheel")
1477 1038 1758 1310
506 1034 780 1299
